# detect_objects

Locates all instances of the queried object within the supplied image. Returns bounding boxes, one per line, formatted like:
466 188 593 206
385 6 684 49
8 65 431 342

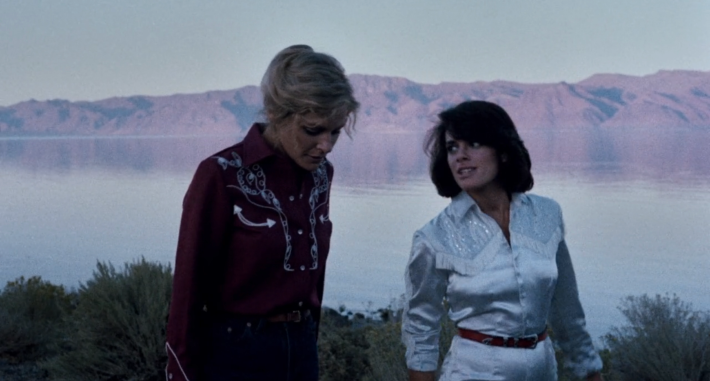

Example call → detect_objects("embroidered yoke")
166 124 334 381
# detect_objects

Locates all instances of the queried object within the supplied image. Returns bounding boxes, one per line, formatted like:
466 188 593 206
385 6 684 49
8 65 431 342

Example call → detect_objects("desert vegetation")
1 259 708 380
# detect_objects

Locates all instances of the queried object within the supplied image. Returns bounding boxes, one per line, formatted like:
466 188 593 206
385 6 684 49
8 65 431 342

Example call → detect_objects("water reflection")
526 127 710 184
0 135 242 174
3 128 710 184
2 128 710 342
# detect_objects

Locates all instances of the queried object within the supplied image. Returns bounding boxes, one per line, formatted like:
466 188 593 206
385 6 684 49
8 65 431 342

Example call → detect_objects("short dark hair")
425 100 534 198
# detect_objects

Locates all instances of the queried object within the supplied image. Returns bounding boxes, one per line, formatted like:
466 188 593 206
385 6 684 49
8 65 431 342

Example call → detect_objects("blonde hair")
260 45 359 134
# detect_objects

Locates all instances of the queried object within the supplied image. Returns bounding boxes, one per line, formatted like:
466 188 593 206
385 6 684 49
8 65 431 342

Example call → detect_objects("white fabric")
402 192 602 380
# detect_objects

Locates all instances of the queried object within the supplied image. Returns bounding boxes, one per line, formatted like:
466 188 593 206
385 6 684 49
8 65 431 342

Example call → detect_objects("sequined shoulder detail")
417 204 502 276
510 194 564 257
511 194 563 242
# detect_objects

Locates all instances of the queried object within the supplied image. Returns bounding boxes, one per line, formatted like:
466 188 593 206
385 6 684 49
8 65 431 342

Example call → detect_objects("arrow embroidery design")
233 205 276 228
215 151 330 271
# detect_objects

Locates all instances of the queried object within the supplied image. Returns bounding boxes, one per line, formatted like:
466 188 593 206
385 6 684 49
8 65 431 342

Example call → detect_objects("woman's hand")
408 369 436 381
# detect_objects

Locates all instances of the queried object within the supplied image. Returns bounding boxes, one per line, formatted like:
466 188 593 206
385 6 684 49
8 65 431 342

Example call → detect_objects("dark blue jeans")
203 314 318 381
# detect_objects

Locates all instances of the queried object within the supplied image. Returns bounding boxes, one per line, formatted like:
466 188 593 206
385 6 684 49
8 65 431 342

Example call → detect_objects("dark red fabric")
165 124 334 381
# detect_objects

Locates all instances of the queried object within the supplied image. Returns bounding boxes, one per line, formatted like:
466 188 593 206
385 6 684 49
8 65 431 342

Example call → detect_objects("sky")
1 0 709 107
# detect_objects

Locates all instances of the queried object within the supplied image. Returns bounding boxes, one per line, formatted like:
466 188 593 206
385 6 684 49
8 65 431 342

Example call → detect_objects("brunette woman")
403 101 602 381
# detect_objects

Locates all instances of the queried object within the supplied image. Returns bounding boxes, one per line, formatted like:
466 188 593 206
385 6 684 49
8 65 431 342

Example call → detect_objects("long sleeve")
402 231 448 372
165 159 232 381
548 240 603 379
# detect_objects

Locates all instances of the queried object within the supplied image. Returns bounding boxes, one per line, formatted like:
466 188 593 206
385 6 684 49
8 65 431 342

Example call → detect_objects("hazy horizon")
2 0 709 106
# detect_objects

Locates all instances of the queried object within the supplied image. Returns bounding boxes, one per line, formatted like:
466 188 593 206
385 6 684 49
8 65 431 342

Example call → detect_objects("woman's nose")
455 147 469 161
317 135 335 153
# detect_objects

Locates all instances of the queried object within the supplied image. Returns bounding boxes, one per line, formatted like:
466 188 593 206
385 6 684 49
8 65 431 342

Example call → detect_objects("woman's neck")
468 187 512 243
467 186 510 214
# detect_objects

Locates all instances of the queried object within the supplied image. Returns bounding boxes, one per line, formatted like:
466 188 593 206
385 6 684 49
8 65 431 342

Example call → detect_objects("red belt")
266 309 311 323
458 328 547 349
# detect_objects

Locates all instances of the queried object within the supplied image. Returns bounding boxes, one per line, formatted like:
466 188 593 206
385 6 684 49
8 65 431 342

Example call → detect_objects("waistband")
266 309 311 323
458 327 548 349
208 309 312 324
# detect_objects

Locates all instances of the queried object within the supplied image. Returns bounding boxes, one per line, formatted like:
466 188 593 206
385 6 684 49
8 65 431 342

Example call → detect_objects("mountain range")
1 70 709 136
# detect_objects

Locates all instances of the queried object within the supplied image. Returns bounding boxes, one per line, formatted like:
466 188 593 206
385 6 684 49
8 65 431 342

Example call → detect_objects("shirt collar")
241 123 278 167
511 192 529 208
450 191 530 223
450 191 477 223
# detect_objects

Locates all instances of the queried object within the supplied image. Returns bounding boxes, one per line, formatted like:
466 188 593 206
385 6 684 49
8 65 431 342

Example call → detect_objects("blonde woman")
166 45 359 381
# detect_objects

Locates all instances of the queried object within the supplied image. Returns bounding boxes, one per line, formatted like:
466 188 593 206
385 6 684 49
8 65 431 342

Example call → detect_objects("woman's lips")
457 167 476 175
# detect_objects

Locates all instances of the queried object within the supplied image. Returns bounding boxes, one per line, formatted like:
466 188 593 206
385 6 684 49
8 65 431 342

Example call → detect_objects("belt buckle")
481 337 493 346
502 336 510 347
526 334 539 349
290 310 302 323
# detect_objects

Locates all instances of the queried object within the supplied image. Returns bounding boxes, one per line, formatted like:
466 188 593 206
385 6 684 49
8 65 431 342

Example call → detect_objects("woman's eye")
331 128 342 137
304 127 320 136
471 142 481 148
446 144 457 154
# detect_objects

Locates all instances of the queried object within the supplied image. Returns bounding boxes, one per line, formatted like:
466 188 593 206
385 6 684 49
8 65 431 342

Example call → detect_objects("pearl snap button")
300 265 305 271
289 196 295 201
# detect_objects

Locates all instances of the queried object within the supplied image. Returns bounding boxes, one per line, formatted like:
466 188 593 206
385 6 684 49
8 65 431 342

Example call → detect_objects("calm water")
1 128 709 342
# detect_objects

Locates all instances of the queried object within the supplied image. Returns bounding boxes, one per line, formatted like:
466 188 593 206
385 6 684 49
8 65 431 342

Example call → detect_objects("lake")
1 127 709 342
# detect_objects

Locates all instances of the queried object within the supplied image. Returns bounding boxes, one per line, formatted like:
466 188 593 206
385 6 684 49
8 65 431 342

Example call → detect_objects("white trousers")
439 336 558 381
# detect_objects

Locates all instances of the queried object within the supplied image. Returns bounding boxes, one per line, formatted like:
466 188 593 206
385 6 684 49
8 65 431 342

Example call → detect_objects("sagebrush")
5 261 708 381
0 276 72 361
604 293 710 381
40 259 173 381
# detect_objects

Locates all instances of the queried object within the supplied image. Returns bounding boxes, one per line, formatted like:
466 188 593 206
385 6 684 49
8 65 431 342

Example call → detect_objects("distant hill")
1 70 709 136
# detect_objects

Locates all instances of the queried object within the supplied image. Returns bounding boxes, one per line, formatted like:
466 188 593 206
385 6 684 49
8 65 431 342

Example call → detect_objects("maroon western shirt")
165 124 333 381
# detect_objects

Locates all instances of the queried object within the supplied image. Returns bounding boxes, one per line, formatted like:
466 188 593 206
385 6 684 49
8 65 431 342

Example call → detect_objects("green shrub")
603 294 710 381
319 301 456 381
318 307 373 381
41 259 173 381
365 318 407 381
0 276 72 361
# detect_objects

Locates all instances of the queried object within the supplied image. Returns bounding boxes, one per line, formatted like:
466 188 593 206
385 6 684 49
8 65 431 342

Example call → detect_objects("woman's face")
445 132 501 195
277 112 348 171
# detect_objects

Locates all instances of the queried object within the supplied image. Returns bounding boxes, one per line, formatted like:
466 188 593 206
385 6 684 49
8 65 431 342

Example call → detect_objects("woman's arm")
548 239 603 380
402 231 448 375
166 159 232 381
